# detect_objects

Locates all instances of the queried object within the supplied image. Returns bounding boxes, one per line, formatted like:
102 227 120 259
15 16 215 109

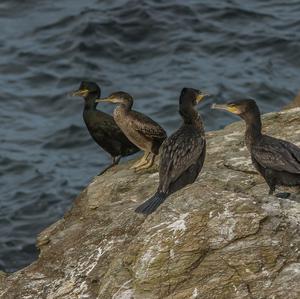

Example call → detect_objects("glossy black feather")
83 109 140 158
135 192 167 214
135 88 206 214
251 135 300 174
74 82 139 172
228 99 300 194
158 126 205 194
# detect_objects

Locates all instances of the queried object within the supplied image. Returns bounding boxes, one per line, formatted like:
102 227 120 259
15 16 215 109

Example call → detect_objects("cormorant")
135 88 208 214
96 92 167 171
212 99 300 197
72 81 139 175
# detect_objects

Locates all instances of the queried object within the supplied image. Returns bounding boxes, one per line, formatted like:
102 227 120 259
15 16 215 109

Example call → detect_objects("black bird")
212 99 300 197
96 92 167 171
72 81 139 175
135 88 208 214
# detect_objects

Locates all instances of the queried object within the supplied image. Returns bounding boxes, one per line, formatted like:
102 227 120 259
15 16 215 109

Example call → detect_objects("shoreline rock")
0 108 300 299
283 91 300 109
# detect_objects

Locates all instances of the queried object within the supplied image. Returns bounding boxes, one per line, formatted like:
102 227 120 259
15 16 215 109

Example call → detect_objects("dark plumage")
212 99 300 197
135 88 208 214
96 92 167 171
72 82 139 175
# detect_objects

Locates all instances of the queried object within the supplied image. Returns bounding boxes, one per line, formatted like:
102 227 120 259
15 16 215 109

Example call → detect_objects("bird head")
71 81 100 98
95 91 133 106
211 99 258 116
180 88 209 107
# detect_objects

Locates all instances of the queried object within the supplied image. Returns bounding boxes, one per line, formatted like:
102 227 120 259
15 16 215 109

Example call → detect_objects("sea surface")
0 0 300 272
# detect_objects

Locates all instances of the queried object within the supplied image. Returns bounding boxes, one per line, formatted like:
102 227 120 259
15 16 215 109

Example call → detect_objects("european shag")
135 88 208 214
212 99 300 197
96 92 167 171
72 82 139 175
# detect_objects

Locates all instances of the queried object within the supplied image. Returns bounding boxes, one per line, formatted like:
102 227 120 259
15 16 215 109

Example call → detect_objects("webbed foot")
134 154 155 171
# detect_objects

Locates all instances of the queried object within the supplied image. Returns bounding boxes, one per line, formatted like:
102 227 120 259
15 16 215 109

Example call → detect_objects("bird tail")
135 192 167 215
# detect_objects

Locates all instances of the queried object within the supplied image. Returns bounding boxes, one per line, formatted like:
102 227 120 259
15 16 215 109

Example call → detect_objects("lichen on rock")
1 108 300 299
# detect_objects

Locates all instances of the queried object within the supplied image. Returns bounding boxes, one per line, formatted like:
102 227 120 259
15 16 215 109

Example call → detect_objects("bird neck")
84 93 99 110
113 103 131 123
180 106 204 135
242 110 262 148
117 100 133 112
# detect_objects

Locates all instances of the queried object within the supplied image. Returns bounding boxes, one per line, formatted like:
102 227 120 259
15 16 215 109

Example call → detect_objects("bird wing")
90 111 120 135
251 135 300 174
158 127 205 193
95 112 140 150
84 110 139 156
129 111 166 140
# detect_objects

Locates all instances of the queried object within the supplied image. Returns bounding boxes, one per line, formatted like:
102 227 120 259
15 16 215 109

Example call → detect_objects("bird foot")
130 153 151 169
130 158 147 169
134 155 155 171
275 192 291 199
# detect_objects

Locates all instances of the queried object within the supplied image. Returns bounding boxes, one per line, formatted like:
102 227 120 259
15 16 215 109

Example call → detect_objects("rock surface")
284 91 300 110
1 108 300 299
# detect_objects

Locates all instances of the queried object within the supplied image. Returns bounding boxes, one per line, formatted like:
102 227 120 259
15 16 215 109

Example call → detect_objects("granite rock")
1 108 300 299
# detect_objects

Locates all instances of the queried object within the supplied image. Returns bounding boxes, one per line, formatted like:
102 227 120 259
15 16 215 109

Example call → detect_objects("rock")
1 108 300 299
284 91 300 109
0 272 7 287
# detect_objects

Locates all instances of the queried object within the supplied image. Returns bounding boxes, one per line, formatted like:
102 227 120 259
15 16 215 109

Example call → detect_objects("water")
0 0 299 272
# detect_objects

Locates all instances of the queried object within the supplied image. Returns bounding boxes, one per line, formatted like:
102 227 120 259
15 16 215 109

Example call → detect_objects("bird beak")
211 103 228 110
95 97 120 104
95 97 112 103
211 103 240 114
71 89 89 97
196 92 209 103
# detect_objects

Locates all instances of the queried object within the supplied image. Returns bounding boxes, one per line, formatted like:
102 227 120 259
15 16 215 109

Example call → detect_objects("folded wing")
252 135 300 174
158 127 205 193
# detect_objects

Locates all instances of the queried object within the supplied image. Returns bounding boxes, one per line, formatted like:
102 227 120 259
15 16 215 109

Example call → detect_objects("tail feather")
135 192 167 215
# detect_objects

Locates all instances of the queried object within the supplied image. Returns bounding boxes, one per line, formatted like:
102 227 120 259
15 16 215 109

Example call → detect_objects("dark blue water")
0 0 299 272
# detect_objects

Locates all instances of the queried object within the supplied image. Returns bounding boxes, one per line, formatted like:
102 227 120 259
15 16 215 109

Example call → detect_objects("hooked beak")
71 89 89 97
95 97 112 103
196 92 209 103
95 97 121 104
211 103 229 111
211 103 240 114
